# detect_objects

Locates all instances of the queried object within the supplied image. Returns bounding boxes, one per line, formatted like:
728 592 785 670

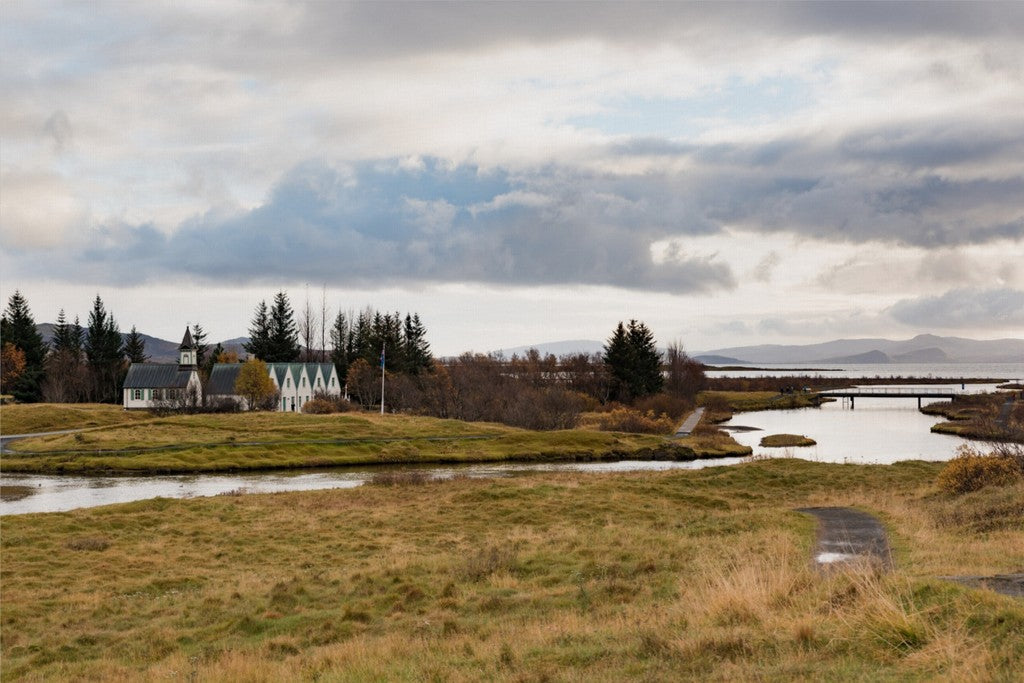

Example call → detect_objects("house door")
290 397 295 412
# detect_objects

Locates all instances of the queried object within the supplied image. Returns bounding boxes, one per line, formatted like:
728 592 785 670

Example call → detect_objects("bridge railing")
818 387 965 396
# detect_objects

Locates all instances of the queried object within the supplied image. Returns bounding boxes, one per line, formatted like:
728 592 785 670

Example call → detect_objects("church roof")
124 363 195 389
179 327 195 349
207 364 243 395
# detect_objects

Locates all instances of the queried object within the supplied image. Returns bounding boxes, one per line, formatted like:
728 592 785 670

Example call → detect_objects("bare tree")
298 287 316 362
319 285 329 362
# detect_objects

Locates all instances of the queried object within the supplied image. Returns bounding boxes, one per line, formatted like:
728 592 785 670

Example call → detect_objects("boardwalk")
674 407 705 437
818 387 963 409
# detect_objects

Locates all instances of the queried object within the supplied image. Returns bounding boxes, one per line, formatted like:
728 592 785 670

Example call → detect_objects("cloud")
50 157 736 294
888 288 1024 329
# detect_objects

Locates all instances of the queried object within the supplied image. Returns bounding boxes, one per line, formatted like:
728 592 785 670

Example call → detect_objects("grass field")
2 458 1021 680
1 407 750 474
697 391 823 423
0 403 154 435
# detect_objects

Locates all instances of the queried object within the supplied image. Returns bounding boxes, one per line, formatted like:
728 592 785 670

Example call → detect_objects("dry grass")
0 403 155 435
760 434 816 448
2 459 1021 680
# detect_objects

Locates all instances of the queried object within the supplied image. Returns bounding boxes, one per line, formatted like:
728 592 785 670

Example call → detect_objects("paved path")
941 574 1024 598
797 506 892 570
673 407 705 437
0 428 86 453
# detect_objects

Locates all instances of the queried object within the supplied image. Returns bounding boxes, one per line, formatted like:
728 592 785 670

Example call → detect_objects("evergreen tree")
603 319 662 401
330 311 350 383
84 295 125 403
243 300 271 360
0 291 47 402
626 319 663 397
124 326 148 363
191 323 208 369
204 342 225 376
402 313 433 374
43 310 86 403
51 309 76 353
267 291 301 362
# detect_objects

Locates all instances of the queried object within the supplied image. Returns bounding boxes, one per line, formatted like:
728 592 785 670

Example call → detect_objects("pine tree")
191 323 208 369
124 326 148 363
84 295 125 403
267 291 301 362
330 311 350 383
0 291 47 402
402 313 433 374
603 319 662 401
626 320 663 397
243 300 271 360
51 309 76 353
205 342 225 376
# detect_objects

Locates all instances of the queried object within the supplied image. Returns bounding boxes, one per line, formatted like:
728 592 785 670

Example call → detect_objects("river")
3 368 1019 516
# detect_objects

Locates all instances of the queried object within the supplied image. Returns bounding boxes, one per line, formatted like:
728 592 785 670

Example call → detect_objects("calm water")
727 382 996 464
0 458 747 516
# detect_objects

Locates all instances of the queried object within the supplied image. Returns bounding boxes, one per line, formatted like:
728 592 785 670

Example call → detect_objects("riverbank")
2 458 1021 680
0 410 750 474
921 393 1024 442
697 390 825 423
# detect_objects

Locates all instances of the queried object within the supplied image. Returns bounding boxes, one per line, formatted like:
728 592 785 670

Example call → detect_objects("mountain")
820 350 892 364
694 354 748 365
36 325 251 363
697 334 1024 364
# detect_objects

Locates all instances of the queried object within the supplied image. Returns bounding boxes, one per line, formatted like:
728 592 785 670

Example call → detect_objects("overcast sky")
2 1 1023 355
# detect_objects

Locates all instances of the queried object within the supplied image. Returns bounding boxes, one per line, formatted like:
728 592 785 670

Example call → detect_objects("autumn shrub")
302 398 336 414
936 445 1024 495
634 393 693 420
597 408 675 434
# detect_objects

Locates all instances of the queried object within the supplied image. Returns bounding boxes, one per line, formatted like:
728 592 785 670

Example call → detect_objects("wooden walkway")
673 407 705 437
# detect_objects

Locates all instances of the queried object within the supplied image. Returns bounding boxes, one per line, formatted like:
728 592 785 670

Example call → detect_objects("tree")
124 326 149 363
345 358 379 410
84 295 125 403
243 300 271 360
402 313 433 374
267 291 301 362
191 323 208 369
234 359 277 410
1 291 48 402
603 319 662 401
1 343 26 392
204 342 225 378
665 340 706 399
330 311 350 384
43 311 87 403
298 290 316 362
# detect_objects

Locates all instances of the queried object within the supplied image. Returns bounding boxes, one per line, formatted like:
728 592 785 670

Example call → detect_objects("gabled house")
205 361 342 413
123 328 203 409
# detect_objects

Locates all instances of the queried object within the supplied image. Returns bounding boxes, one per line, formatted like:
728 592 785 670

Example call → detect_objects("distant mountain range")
694 334 1024 365
36 324 251 363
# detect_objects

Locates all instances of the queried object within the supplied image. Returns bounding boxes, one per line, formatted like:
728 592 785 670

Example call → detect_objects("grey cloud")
888 288 1024 329
43 110 72 153
64 158 736 294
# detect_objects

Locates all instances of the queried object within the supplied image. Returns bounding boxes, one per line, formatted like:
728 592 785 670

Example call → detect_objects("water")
726 383 994 464
0 457 747 516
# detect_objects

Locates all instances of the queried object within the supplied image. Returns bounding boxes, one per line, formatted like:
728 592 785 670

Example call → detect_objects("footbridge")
817 388 963 409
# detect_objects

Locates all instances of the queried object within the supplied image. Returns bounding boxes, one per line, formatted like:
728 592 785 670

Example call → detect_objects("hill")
36 325 250 363
698 334 1024 364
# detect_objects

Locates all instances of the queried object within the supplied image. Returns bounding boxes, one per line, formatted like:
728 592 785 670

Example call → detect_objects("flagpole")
380 344 386 415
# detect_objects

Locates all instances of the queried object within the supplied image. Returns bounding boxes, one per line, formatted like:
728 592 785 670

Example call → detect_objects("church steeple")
179 327 197 368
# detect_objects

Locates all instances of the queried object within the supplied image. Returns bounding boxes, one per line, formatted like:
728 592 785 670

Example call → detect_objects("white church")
123 328 342 412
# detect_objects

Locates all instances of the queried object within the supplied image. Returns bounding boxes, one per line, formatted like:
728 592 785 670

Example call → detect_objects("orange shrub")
936 446 1023 495
597 408 675 434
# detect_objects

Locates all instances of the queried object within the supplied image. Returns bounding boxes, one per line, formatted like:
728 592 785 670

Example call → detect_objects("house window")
302 377 306 387
317 377 322 387
286 377 291 387
133 389 142 400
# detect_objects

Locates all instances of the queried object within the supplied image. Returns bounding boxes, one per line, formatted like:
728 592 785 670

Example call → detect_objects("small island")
760 433 817 447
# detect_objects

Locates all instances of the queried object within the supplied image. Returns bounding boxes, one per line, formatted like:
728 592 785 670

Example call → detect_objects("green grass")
0 403 155 435
2 459 1021 680
2 409 750 474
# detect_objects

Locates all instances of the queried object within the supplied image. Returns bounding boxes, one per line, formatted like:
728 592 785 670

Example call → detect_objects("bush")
302 398 336 414
936 446 1024 495
634 393 693 421
597 408 675 434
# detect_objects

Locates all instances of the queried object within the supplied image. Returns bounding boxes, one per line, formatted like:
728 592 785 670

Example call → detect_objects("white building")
123 328 203 409
206 361 342 412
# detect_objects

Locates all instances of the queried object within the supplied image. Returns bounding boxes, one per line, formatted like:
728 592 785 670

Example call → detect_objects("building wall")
122 371 202 410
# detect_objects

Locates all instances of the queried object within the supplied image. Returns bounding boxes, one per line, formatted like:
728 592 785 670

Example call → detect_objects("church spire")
179 327 197 367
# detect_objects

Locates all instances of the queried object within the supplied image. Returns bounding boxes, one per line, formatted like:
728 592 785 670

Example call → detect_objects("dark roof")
179 327 194 350
124 363 194 389
207 364 243 395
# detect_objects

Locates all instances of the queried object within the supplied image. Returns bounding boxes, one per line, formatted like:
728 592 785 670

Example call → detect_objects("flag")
380 346 386 369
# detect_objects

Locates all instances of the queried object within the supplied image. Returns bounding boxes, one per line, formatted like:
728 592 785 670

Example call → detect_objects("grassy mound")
760 433 816 447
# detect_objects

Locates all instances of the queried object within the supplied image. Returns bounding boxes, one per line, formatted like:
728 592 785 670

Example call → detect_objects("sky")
2 1 1023 356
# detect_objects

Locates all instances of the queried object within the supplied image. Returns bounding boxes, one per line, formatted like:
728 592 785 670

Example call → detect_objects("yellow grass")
2 459 1021 680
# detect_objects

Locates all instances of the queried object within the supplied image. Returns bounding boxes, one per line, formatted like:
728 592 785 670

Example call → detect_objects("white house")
123 328 203 409
206 361 341 412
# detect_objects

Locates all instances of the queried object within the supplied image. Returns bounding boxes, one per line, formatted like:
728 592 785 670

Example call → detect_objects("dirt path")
797 506 892 570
